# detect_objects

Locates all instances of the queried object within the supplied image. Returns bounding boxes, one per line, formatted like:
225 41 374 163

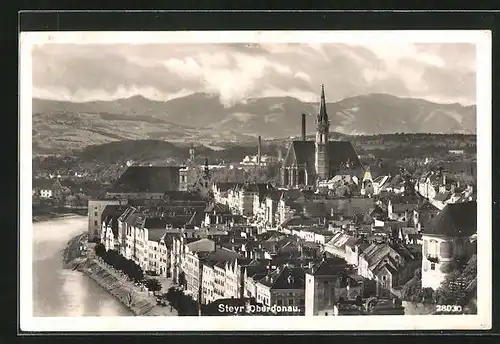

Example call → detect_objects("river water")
32 216 132 317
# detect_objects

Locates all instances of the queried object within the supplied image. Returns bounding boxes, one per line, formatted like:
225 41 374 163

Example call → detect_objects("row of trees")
165 287 199 316
94 244 144 282
94 244 164 294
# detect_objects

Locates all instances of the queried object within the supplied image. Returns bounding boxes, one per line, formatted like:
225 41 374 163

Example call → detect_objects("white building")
421 201 477 290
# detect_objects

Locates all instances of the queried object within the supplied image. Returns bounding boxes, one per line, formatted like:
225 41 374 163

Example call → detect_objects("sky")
31 42 477 106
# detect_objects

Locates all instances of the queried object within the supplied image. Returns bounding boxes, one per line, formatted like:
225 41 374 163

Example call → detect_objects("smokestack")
301 113 306 141
257 135 262 165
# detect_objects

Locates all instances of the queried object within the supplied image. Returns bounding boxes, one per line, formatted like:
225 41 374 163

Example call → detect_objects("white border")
20 30 492 332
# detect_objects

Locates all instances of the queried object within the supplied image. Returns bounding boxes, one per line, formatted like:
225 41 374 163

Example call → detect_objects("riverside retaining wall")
76 259 156 315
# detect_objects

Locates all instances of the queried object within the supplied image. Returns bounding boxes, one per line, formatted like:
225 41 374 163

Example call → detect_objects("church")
281 85 363 188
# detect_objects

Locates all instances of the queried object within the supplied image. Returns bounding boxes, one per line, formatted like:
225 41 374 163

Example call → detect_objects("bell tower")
315 84 330 181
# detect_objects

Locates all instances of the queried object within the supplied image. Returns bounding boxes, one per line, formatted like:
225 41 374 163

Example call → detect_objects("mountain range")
32 92 476 154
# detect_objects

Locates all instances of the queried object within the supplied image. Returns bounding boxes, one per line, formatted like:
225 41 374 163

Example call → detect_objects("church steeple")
315 84 330 181
318 84 328 123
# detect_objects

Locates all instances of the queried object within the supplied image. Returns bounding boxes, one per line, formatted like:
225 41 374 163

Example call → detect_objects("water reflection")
32 216 132 317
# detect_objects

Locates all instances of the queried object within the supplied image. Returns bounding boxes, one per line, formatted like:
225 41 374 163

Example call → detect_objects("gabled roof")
202 249 242 268
109 166 181 193
125 211 146 228
147 228 167 242
306 258 347 276
434 191 451 202
214 182 240 192
280 214 317 227
326 232 355 249
425 201 476 237
103 216 120 237
360 243 399 270
204 202 231 214
417 200 440 212
101 205 129 223
258 265 305 290
144 217 169 229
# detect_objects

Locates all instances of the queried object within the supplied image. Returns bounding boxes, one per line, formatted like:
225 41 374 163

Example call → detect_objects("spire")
319 84 328 122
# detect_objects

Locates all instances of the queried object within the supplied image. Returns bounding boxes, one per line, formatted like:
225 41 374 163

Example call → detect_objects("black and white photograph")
19 30 492 331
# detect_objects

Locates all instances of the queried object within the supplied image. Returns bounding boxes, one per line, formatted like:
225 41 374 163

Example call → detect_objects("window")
288 298 294 306
382 275 387 281
94 220 98 226
431 263 436 271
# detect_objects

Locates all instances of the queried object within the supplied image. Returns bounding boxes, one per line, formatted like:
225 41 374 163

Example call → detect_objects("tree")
144 278 162 295
94 243 106 258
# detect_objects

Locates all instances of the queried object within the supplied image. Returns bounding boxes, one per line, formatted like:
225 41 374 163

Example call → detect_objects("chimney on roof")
257 136 262 165
301 113 306 141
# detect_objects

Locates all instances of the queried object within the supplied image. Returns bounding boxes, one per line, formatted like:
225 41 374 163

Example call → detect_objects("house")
360 170 375 197
32 178 64 199
421 201 477 290
243 262 271 298
380 175 406 194
305 258 363 316
372 175 391 195
211 182 240 205
417 171 440 200
357 243 407 297
324 232 355 260
344 239 371 267
143 219 170 276
387 200 418 222
256 265 306 314
200 249 244 304
259 190 282 229
99 205 128 251
203 203 236 226
412 201 440 232
181 238 217 299
117 207 138 257
88 196 127 242
398 227 421 245
431 191 452 210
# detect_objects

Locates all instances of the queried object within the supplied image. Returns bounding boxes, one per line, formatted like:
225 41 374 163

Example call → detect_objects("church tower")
315 84 330 181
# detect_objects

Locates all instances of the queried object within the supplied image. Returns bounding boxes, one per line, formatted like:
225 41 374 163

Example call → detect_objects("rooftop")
306 258 347 276
425 201 477 237
108 166 181 194
258 265 306 290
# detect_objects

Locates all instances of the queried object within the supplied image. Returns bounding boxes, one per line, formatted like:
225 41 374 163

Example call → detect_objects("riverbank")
62 234 177 316
33 213 82 223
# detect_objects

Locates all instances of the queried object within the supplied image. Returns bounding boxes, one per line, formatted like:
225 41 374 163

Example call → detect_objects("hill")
32 93 476 154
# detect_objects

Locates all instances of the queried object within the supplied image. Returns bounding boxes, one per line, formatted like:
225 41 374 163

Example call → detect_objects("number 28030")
436 304 463 313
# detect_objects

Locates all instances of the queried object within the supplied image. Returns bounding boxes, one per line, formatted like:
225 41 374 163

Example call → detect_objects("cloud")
31 42 477 106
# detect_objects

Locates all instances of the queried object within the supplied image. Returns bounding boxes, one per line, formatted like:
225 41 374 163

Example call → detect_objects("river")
32 216 133 317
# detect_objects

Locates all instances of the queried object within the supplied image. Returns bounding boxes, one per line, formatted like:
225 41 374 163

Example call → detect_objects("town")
33 86 478 316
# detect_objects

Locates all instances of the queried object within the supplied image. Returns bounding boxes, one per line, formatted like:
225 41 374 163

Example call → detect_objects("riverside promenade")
63 235 177 316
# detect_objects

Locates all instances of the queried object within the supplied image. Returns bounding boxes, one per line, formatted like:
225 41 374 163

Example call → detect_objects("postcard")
20 30 492 331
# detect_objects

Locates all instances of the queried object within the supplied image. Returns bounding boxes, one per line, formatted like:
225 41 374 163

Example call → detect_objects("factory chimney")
257 135 262 165
301 113 306 141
